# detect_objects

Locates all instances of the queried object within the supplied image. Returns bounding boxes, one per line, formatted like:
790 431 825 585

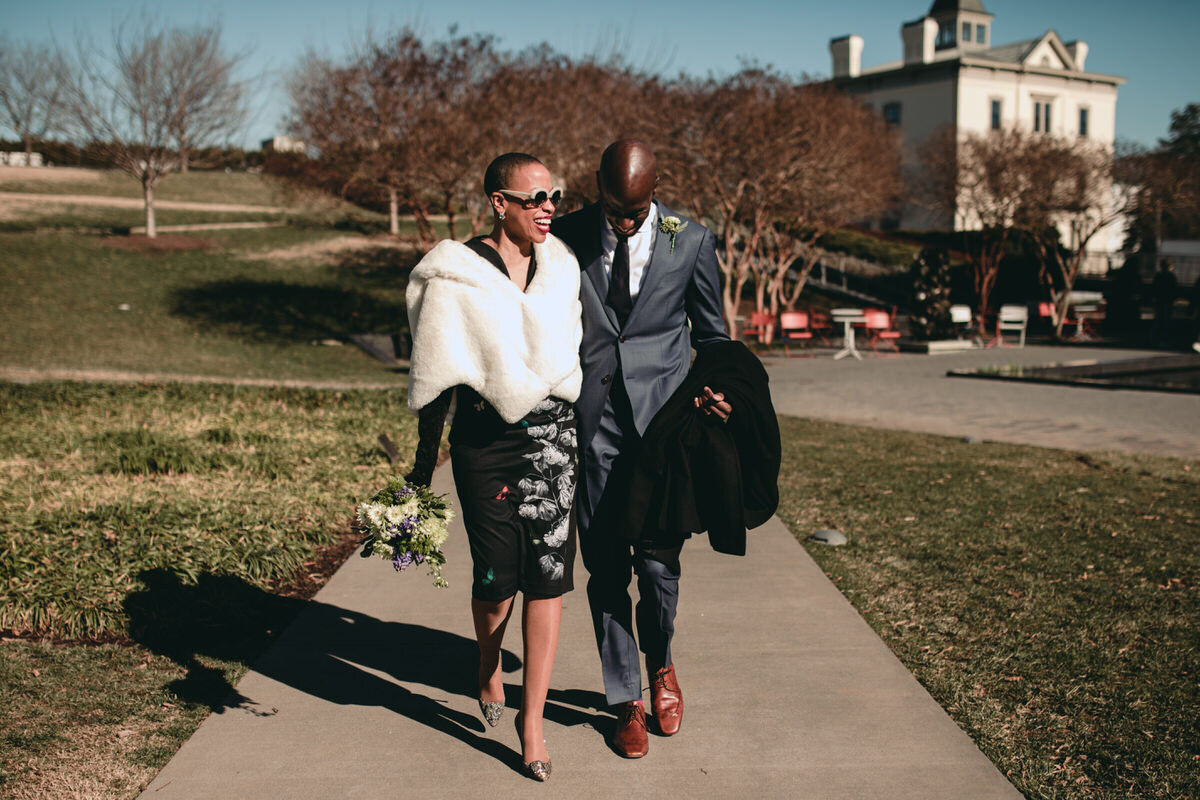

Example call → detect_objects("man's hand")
693 385 731 422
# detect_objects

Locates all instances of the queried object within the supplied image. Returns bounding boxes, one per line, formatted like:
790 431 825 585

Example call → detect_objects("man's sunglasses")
498 186 564 207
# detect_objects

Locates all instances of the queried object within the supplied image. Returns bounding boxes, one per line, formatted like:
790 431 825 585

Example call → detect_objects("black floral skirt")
449 393 577 601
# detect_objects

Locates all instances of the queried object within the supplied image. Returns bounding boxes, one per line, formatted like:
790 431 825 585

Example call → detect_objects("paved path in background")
139 466 1022 800
0 190 286 213
0 366 402 391
7 343 1194 458
762 344 1200 460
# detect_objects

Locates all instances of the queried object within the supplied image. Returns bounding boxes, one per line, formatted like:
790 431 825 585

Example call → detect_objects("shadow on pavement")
124 568 609 770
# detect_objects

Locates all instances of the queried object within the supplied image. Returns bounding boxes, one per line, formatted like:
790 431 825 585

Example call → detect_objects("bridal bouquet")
357 476 454 588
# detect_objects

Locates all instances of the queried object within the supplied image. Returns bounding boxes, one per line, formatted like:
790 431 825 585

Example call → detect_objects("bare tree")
288 30 500 245
765 84 900 317
63 18 251 237
0 37 69 157
289 36 421 241
1017 137 1131 337
664 71 900 338
406 32 498 240
663 70 783 333
481 47 667 216
163 25 251 173
918 126 1033 328
1120 118 1200 256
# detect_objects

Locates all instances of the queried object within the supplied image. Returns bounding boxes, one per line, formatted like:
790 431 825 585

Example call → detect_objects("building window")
883 102 902 125
991 99 1002 130
1034 100 1052 133
937 22 955 49
962 22 972 42
1079 107 1089 137
976 24 987 45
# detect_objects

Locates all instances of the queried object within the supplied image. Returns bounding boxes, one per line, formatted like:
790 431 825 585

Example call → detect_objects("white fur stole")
406 234 583 423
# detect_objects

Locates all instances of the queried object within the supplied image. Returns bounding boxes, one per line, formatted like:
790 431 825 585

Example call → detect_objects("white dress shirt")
601 201 658 300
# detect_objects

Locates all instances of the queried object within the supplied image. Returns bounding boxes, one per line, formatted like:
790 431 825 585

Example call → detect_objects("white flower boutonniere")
659 215 689 254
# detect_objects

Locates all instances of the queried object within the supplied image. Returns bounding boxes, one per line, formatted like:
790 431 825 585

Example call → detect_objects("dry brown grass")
5 722 164 800
249 234 414 263
99 235 219 253
0 166 104 185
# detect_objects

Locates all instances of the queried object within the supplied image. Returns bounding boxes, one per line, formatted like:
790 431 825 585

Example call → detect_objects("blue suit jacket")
551 200 729 455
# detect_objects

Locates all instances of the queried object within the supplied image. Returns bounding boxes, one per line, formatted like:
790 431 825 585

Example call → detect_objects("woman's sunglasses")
499 186 564 208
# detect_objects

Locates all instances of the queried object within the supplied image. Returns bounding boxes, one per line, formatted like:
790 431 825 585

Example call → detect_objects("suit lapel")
626 201 672 328
575 204 619 330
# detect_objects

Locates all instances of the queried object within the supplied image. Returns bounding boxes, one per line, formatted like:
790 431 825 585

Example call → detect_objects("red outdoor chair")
778 311 814 357
741 311 775 346
1037 301 1080 338
862 308 901 354
808 310 834 345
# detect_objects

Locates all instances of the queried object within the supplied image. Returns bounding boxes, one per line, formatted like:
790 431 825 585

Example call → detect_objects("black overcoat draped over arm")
621 340 781 555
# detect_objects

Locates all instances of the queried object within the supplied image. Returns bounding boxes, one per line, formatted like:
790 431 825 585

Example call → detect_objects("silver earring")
497 210 505 220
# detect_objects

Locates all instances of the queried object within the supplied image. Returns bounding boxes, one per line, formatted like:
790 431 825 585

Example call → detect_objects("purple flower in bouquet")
359 475 454 587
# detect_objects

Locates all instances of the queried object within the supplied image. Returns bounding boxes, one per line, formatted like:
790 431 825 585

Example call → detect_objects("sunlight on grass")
776 416 1200 800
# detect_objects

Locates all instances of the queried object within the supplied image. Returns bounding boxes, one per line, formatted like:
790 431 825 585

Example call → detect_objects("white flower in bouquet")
357 476 454 588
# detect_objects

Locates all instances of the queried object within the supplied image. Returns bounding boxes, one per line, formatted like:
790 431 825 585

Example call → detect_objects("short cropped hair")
483 152 544 196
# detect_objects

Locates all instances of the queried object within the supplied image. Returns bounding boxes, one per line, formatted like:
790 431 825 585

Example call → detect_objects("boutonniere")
659 215 689 254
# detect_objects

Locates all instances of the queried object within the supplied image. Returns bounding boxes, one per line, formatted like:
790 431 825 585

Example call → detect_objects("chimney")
902 17 938 65
1065 40 1088 70
830 35 864 78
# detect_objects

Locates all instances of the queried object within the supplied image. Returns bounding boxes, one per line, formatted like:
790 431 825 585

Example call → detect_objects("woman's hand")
404 469 432 489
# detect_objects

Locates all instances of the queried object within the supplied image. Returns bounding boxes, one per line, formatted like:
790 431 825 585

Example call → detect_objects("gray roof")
973 37 1041 64
929 0 991 15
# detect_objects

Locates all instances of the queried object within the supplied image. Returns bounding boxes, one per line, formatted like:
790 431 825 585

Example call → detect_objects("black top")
464 236 537 286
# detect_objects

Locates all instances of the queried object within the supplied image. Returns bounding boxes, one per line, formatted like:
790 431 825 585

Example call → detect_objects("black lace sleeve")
405 387 453 487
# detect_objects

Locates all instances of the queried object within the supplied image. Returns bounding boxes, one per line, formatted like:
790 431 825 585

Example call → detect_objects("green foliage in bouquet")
358 476 453 588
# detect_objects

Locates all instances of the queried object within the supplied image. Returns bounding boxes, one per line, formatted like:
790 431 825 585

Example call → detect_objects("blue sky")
8 0 1198 149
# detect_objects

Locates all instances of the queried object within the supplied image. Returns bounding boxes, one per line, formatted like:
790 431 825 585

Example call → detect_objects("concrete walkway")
140 343 1198 798
762 344 1200 460
140 461 1020 799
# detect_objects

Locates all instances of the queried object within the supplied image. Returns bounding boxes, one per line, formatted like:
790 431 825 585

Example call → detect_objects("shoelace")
619 703 646 727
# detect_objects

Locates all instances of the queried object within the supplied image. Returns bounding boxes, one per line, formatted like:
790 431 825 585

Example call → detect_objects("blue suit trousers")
579 371 684 706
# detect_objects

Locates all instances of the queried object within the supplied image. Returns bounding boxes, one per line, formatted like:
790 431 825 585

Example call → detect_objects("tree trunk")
180 146 190 174
23 135 34 158
388 188 400 236
143 179 157 239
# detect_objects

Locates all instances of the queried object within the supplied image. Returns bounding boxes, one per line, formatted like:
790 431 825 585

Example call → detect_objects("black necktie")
607 234 632 327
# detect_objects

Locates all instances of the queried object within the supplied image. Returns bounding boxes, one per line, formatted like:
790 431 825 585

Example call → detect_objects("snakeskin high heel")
478 698 504 727
514 712 551 782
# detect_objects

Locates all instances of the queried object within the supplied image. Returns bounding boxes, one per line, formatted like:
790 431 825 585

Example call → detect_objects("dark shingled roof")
929 0 991 15
974 37 1041 64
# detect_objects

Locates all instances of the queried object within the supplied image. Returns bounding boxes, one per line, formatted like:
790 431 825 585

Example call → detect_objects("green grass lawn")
0 381 422 797
0 226 418 383
778 417 1199 800
1 391 1195 799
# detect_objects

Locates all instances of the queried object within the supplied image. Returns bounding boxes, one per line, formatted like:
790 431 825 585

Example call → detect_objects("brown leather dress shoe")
611 701 649 758
648 662 683 736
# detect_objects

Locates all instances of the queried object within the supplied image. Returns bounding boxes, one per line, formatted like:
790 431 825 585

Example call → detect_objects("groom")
551 140 730 758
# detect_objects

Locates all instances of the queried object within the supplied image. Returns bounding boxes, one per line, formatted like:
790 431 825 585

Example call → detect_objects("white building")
830 0 1126 274
260 136 307 154
1 152 44 167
